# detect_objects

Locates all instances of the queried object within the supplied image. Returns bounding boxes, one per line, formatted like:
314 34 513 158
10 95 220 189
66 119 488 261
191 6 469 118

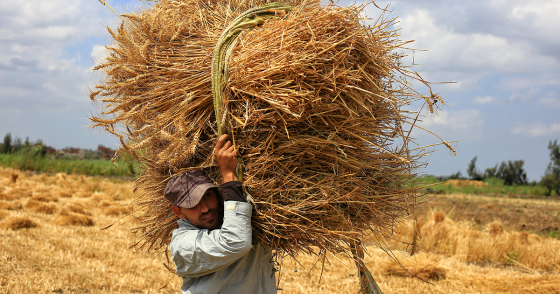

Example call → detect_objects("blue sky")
1 0 559 181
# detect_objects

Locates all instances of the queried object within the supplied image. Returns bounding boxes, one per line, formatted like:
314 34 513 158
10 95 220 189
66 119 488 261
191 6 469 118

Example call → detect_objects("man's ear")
171 206 185 219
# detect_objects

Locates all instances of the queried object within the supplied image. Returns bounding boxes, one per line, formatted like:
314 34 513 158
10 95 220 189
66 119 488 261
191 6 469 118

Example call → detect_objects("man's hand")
215 134 238 183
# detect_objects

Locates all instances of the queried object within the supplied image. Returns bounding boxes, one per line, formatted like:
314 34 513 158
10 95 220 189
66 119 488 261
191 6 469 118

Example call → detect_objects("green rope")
211 3 293 181
211 2 294 137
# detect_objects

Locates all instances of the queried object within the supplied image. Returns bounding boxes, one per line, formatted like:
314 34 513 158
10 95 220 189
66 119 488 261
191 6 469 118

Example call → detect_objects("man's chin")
206 219 223 230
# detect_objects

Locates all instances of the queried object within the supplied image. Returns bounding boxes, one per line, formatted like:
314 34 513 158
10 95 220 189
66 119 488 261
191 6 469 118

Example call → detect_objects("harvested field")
419 193 560 236
1 167 559 293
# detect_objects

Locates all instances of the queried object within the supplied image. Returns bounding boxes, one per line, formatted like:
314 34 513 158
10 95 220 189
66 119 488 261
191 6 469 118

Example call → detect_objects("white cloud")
503 87 541 104
0 0 101 44
498 73 560 91
539 96 560 108
42 83 57 92
364 1 560 99
0 0 142 150
90 44 109 67
512 122 560 136
0 0 133 110
370 0 560 59
425 109 483 131
474 96 495 104
394 9 559 74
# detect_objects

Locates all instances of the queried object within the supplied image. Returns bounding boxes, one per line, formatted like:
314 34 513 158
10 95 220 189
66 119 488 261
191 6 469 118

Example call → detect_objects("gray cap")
164 170 219 208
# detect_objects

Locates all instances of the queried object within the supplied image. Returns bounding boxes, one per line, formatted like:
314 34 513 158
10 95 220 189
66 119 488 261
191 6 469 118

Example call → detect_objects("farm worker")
165 134 277 294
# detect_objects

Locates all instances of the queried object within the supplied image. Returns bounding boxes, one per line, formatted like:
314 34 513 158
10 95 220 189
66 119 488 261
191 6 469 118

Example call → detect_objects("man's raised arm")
169 134 253 278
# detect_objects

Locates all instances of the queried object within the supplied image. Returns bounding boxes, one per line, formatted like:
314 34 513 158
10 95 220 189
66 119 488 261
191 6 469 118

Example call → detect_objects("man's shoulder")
176 218 199 230
171 219 199 241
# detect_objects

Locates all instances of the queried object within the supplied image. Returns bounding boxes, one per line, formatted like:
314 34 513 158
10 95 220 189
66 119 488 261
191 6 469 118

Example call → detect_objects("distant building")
45 146 56 155
57 147 88 160
97 145 116 160
45 146 56 154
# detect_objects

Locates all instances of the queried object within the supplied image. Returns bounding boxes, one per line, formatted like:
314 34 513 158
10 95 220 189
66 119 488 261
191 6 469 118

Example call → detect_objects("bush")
466 156 527 186
541 140 560 196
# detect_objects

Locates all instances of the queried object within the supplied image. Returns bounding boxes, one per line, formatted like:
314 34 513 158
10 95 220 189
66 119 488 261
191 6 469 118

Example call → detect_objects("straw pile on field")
393 211 560 272
90 0 454 289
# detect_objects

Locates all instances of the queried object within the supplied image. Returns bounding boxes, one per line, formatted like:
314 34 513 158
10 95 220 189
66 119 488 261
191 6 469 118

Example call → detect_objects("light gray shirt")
170 201 277 294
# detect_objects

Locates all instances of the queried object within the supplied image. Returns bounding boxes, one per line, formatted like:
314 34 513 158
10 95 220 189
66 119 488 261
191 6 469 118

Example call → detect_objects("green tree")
12 136 22 153
24 137 31 151
448 171 462 179
483 165 497 179
1 133 12 154
467 156 484 181
541 139 560 196
31 140 47 157
496 160 527 186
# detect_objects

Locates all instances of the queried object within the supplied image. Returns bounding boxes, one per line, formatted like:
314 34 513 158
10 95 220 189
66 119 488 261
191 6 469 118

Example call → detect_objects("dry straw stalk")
90 0 454 275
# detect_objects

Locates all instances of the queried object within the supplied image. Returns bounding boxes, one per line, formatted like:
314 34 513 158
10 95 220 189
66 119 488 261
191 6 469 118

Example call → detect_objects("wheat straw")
90 0 454 279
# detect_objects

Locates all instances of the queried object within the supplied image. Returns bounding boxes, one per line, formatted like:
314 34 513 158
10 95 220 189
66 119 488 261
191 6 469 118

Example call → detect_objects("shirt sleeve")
221 181 246 202
170 201 253 278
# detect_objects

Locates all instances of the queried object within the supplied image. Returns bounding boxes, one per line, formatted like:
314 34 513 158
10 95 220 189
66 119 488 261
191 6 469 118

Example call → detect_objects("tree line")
3 132 560 195
0 133 46 156
461 140 560 196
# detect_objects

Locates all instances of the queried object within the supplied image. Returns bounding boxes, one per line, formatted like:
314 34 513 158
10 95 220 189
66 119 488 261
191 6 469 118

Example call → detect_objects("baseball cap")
164 170 219 208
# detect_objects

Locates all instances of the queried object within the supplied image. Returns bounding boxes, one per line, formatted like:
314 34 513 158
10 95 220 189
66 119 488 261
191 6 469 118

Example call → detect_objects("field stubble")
1 168 560 293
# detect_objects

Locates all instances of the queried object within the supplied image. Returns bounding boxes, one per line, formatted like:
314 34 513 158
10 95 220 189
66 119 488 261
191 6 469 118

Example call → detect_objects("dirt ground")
416 193 560 236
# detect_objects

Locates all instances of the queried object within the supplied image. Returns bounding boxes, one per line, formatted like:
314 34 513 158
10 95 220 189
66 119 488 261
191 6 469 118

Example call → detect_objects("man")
165 134 277 294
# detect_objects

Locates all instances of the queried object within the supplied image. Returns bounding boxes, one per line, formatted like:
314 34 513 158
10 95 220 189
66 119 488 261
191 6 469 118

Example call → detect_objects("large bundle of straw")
90 0 453 282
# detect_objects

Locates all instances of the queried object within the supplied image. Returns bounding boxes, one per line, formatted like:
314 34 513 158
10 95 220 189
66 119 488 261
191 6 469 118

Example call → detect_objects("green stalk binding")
211 2 294 137
211 2 293 182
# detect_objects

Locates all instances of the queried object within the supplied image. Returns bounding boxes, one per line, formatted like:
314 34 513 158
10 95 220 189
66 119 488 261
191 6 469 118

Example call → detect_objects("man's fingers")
226 145 236 155
221 140 232 151
215 134 230 150
215 134 237 170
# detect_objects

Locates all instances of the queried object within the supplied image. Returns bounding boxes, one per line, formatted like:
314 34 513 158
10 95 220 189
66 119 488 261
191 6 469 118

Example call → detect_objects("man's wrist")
221 170 237 183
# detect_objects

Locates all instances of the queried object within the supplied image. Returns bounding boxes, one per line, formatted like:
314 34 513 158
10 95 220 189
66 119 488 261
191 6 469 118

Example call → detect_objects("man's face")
175 189 223 230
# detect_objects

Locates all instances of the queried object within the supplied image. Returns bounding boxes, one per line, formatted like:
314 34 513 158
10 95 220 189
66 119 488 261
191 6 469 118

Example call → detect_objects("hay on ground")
75 191 92 198
30 192 59 203
24 200 57 214
54 187 74 198
395 211 560 272
446 179 488 189
65 202 92 216
98 200 113 208
488 221 504 236
90 0 454 264
11 173 18 184
0 192 16 201
0 201 22 211
4 187 31 199
1 216 39 230
104 206 131 216
0 192 11 201
381 253 447 281
54 210 95 227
